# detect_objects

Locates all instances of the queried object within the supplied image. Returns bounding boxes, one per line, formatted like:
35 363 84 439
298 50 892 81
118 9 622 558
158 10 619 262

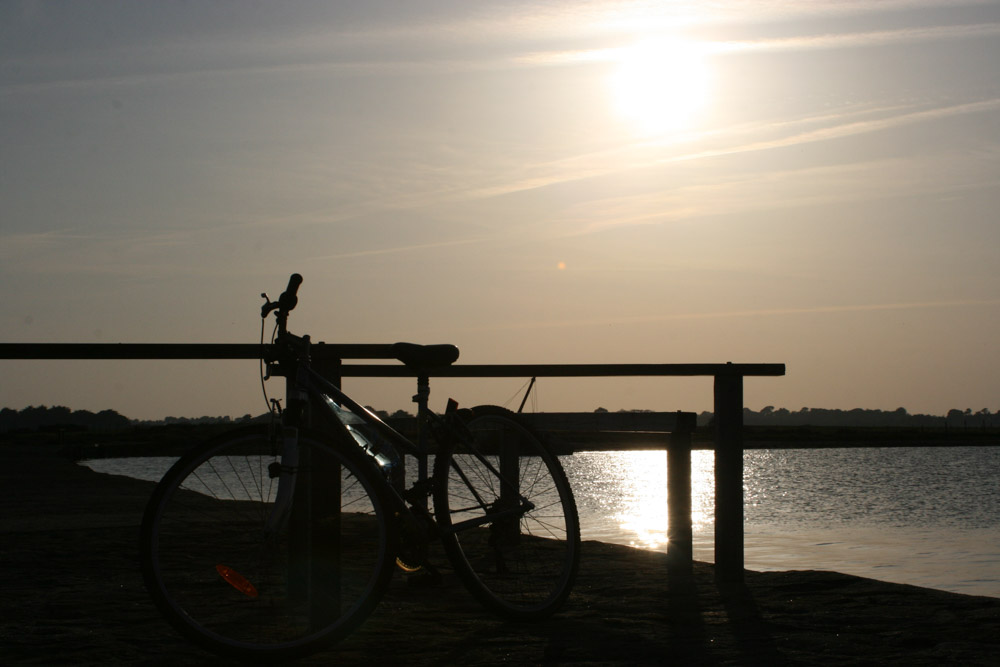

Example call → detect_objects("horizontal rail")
0 343 400 360
0 343 784 377
520 411 697 432
337 363 785 378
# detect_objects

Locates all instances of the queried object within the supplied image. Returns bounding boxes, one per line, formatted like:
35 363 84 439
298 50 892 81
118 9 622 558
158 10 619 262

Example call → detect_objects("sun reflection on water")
567 450 716 551
690 450 716 533
612 450 669 549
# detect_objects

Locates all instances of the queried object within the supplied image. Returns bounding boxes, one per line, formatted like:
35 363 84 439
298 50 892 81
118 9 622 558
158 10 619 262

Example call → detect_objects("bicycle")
139 274 581 661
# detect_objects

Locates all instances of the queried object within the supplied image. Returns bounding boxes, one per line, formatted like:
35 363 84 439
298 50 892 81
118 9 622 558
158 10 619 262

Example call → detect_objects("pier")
0 342 785 582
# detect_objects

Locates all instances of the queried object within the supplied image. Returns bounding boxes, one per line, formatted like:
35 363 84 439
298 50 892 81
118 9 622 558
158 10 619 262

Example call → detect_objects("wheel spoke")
432 406 580 619
140 427 396 660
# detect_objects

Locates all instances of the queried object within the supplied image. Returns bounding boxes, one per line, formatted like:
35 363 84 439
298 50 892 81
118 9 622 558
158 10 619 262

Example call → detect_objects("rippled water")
84 445 1000 598
563 446 1000 598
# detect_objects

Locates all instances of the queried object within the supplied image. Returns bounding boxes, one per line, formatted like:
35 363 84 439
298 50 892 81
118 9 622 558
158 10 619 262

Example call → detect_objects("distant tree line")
4 404 998 434
131 414 257 427
0 405 131 433
0 405 370 433
692 406 999 429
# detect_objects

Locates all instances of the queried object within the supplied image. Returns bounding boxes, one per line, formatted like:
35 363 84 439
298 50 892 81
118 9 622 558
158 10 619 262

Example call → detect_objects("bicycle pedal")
401 480 433 505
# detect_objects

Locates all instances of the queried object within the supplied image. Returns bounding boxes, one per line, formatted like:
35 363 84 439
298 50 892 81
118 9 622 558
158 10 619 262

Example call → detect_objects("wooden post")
499 426 522 545
714 371 744 583
304 358 344 627
288 434 312 605
313 357 343 390
308 442 342 626
667 427 692 575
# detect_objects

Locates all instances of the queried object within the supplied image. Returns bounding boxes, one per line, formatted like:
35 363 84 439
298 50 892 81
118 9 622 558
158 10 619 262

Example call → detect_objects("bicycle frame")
265 335 533 540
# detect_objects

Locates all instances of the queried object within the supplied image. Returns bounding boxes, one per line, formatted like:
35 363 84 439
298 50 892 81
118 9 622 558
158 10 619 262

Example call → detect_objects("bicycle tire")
140 425 397 661
432 405 581 620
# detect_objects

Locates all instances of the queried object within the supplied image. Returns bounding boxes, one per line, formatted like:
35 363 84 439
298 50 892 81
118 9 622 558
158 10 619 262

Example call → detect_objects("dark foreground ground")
1 442 998 666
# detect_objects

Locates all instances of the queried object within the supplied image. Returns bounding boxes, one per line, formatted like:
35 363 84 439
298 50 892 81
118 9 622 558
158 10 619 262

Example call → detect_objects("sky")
2 0 999 420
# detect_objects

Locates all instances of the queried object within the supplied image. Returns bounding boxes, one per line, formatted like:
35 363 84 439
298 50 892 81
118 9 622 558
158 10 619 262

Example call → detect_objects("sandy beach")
2 441 998 666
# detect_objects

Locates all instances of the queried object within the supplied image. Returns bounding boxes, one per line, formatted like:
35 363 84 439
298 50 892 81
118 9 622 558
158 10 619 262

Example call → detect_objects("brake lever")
261 293 279 318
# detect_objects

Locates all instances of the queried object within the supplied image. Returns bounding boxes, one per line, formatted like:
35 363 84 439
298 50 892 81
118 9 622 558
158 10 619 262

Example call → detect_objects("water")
563 447 1000 598
84 445 1000 598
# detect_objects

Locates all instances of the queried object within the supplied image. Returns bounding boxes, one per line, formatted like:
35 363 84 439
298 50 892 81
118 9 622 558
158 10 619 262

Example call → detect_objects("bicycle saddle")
391 342 460 368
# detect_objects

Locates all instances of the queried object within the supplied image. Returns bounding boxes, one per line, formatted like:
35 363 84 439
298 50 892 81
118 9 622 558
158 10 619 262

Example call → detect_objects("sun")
608 38 711 137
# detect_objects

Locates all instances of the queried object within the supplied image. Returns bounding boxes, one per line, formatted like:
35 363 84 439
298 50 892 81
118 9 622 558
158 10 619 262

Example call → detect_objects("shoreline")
76 443 1000 599
2 443 1000 665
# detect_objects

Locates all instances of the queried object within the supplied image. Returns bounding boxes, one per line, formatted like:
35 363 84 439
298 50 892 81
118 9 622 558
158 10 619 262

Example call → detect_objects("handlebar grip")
285 273 303 296
278 273 303 312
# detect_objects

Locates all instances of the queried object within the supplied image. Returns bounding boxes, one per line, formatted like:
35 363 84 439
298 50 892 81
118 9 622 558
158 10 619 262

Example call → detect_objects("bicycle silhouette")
140 274 580 661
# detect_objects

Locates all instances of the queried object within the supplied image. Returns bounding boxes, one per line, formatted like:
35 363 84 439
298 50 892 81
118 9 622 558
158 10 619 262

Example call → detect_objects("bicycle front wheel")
432 405 580 620
140 425 397 661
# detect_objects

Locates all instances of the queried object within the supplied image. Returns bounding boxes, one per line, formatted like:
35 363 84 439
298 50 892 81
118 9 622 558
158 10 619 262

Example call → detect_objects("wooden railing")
0 342 785 582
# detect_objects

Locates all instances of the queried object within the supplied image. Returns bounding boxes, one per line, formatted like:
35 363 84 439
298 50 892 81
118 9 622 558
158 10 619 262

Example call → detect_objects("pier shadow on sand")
2 443 999 666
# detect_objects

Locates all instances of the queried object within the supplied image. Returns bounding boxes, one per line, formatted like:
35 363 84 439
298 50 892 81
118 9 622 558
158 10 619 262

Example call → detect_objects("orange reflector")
216 564 259 598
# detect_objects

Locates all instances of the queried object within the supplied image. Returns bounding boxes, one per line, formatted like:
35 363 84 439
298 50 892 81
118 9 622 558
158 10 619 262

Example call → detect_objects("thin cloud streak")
671 99 1000 164
571 157 1000 236
305 237 486 262
662 299 1000 321
6 6 997 97
0 58 484 97
713 21 1000 54
453 298 1000 334
465 97 1000 204
516 22 1000 67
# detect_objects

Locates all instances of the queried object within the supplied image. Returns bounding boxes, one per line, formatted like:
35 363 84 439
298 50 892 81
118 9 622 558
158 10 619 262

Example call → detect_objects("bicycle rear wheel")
432 405 580 620
140 425 396 661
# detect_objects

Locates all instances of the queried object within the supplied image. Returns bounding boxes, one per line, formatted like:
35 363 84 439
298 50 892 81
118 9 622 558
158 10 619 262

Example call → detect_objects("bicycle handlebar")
278 273 303 313
260 273 303 330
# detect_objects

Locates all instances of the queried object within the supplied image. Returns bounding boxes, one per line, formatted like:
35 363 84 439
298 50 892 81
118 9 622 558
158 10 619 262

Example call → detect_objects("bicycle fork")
264 425 300 537
261 361 315 539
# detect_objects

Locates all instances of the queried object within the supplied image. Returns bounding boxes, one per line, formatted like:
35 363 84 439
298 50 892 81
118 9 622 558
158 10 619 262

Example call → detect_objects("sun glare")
613 450 669 550
609 38 711 137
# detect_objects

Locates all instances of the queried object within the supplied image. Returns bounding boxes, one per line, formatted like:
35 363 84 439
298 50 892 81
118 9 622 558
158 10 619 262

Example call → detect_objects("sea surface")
83 445 1000 598
563 446 999 598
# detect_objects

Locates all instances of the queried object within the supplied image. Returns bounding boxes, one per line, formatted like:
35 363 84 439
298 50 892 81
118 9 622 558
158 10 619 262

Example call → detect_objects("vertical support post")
414 374 431 503
308 443 341 626
667 427 692 576
289 432 311 604
304 358 344 627
714 370 744 583
499 426 521 545
314 357 342 390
